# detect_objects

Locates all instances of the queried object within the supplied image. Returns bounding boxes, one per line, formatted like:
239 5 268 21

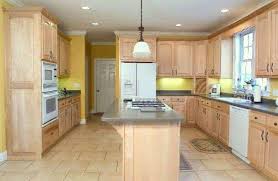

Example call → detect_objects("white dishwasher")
229 106 250 163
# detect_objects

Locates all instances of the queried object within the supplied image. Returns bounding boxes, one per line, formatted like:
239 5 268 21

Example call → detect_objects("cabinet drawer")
157 96 171 102
171 97 185 102
267 116 278 130
200 98 211 106
212 101 229 114
65 98 72 106
72 96 80 103
42 120 59 151
58 99 66 108
250 111 267 125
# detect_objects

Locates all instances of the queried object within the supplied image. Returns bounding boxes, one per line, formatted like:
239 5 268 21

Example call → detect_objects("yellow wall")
59 36 87 119
0 0 12 152
89 44 116 111
157 78 193 90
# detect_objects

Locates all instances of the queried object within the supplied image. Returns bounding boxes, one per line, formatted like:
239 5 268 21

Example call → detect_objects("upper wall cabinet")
194 41 208 77
42 16 58 63
119 37 156 62
256 7 278 77
58 34 71 77
207 36 233 78
157 41 194 77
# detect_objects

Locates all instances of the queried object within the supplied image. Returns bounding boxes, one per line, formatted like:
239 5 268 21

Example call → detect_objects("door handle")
96 90 100 92
271 63 274 72
261 130 264 141
267 63 269 72
266 131 269 142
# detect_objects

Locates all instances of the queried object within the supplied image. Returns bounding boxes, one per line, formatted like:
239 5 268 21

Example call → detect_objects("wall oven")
42 91 58 126
42 61 57 92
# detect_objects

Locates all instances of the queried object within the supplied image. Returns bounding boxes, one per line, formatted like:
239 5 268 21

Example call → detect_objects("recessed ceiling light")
176 24 182 27
91 22 99 26
81 6 90 10
221 9 229 13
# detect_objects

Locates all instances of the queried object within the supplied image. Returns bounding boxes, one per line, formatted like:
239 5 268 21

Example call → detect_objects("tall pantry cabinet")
4 7 58 160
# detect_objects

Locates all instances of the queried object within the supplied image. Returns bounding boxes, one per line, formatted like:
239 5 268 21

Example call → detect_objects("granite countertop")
102 99 184 122
58 90 81 100
156 90 194 96
199 94 278 116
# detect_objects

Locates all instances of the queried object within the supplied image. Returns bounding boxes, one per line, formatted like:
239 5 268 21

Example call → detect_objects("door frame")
94 58 115 113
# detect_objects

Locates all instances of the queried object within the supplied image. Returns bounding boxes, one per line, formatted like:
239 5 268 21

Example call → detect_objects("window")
234 28 269 94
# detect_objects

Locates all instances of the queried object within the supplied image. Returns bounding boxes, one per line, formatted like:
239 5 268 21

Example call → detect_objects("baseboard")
0 151 7 162
80 119 86 124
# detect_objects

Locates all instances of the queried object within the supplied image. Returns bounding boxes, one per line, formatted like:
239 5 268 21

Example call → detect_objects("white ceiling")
19 0 272 42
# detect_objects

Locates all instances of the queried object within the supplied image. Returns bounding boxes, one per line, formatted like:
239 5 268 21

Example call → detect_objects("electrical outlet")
272 89 278 96
73 82 81 89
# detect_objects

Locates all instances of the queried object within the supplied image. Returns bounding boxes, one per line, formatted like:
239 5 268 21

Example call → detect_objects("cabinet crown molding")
114 31 210 38
65 30 87 36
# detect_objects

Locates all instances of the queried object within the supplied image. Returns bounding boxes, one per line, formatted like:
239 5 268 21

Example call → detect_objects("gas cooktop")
131 99 165 108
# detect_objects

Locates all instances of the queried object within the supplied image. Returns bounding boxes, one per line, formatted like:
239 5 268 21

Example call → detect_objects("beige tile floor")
0 115 270 181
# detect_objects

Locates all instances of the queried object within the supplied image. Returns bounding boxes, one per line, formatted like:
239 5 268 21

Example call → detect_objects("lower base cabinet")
42 121 59 152
248 111 278 180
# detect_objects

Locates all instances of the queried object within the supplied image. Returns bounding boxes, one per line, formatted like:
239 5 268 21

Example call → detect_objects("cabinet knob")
274 122 277 126
254 117 258 120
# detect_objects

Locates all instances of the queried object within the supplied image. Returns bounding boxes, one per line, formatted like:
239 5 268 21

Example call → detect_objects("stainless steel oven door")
42 91 58 126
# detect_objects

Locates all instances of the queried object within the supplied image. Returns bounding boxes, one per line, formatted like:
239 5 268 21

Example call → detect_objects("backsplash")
156 78 193 90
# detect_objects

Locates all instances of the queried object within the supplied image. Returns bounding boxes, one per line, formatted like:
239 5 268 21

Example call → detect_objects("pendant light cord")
139 0 144 41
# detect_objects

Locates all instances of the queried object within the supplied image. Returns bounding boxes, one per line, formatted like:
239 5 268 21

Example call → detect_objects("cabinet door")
209 109 220 138
120 38 136 61
213 38 221 77
265 129 278 177
65 107 72 131
218 112 229 145
174 41 193 77
200 106 209 132
157 41 174 76
207 41 214 76
51 23 58 63
41 16 52 60
194 41 207 77
186 97 196 124
58 108 66 137
248 122 266 170
256 12 271 76
271 8 278 76
172 103 185 124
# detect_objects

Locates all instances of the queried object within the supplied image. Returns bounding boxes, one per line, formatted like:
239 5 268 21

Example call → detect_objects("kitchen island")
102 99 183 181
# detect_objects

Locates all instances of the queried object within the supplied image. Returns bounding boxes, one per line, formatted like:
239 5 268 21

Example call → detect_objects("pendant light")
133 0 151 58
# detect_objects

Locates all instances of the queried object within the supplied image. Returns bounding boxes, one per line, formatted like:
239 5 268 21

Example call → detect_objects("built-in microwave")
42 91 58 126
42 61 57 92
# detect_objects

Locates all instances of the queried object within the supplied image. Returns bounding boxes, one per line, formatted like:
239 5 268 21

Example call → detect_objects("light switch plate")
272 89 278 96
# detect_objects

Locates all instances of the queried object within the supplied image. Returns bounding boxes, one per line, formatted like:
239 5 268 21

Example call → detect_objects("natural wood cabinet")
209 109 220 138
185 96 196 124
194 41 208 77
264 128 278 178
58 34 71 77
207 37 232 78
58 107 66 136
173 41 193 77
218 112 229 145
248 122 266 171
119 37 156 62
271 8 278 76
157 41 194 77
41 16 58 63
42 121 59 152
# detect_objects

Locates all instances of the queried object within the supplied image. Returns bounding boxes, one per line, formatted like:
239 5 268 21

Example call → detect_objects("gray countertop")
102 99 184 123
58 90 81 100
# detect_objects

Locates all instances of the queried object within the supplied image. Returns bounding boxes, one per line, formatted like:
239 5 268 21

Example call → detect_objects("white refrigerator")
121 63 156 99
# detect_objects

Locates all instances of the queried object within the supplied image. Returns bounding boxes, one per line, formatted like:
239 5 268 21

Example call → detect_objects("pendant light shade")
133 0 150 59
133 41 151 58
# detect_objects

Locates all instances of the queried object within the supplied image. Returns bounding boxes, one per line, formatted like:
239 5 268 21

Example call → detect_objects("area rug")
180 153 192 171
190 138 228 153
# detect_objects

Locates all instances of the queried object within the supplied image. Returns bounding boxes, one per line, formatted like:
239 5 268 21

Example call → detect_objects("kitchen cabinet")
119 37 156 62
271 8 278 75
42 121 59 152
218 112 229 145
157 41 194 77
58 107 67 137
209 109 220 138
173 41 193 77
194 41 208 77
207 37 233 78
58 34 71 77
248 122 266 171
185 96 196 124
42 16 58 63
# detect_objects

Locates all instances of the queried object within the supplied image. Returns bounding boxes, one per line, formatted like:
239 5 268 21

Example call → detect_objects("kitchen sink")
214 97 252 104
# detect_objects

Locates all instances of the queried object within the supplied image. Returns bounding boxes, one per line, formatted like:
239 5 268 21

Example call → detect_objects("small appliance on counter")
209 84 221 96
252 85 262 103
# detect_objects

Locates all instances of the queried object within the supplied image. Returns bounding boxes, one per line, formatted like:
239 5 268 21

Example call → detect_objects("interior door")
96 61 115 112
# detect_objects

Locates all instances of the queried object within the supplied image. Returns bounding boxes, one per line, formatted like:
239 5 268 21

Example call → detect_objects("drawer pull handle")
266 132 269 142
261 130 264 141
254 117 258 119
274 122 277 126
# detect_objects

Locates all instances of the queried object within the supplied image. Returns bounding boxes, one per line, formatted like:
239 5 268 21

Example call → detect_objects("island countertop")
102 99 183 122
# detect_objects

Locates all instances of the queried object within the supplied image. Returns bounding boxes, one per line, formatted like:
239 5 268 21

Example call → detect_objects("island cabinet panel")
157 41 174 76
123 122 180 181
194 41 208 77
